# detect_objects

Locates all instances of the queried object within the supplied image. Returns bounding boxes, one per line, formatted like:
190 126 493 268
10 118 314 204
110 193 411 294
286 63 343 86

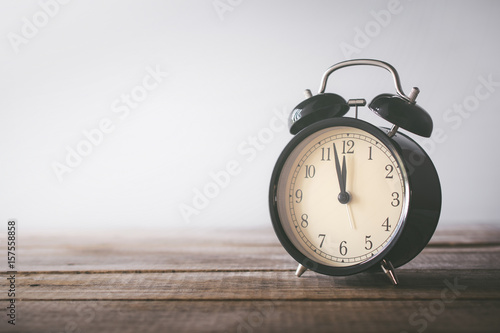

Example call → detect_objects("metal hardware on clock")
269 59 442 285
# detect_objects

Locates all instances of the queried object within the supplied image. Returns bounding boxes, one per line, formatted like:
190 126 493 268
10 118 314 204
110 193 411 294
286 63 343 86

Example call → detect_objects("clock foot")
295 264 307 277
380 259 399 286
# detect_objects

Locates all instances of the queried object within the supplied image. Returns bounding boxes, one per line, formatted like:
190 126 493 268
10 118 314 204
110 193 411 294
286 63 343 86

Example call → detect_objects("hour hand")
333 143 345 193
333 143 349 204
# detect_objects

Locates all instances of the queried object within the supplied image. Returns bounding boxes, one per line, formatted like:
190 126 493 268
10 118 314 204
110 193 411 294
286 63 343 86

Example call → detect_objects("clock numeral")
368 146 373 160
304 165 316 178
391 192 400 207
295 189 303 203
385 164 394 179
321 147 331 161
364 235 373 250
318 234 326 248
382 217 391 232
339 241 348 256
342 140 355 154
301 214 309 228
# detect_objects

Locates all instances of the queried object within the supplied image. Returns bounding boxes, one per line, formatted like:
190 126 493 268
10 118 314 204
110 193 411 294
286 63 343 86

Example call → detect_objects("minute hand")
342 152 347 193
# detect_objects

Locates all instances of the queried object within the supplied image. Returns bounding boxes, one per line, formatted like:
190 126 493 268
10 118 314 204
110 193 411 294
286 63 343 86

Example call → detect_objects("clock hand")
345 203 356 230
342 155 356 229
342 154 347 193
333 143 344 193
333 142 354 229
333 143 350 204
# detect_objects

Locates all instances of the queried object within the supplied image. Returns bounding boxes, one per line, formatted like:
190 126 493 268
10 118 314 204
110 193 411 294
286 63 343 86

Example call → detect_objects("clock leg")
380 259 399 286
295 264 307 277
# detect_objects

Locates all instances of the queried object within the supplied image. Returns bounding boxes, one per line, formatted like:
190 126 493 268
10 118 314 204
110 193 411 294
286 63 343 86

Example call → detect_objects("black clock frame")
269 117 441 276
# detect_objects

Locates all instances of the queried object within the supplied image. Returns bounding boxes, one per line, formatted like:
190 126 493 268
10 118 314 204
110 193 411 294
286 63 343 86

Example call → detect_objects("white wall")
1 0 499 231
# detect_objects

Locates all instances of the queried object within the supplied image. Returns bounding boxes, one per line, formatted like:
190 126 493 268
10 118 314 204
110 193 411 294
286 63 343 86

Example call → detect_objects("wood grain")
12 269 500 301
1 224 499 332
10 300 500 333
13 225 500 272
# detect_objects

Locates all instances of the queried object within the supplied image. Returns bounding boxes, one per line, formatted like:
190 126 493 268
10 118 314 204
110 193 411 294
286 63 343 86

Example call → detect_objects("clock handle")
318 59 415 103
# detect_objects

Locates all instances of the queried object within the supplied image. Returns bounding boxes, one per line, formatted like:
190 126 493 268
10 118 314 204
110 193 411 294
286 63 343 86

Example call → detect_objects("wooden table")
2 225 500 332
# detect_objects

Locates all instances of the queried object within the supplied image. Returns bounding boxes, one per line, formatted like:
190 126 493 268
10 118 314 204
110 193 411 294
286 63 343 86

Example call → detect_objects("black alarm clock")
269 59 441 285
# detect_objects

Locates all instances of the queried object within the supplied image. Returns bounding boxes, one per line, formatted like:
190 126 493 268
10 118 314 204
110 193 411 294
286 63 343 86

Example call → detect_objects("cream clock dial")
276 125 408 268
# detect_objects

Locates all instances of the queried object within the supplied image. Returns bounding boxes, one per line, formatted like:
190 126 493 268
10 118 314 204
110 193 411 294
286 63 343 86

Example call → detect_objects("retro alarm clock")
269 59 441 285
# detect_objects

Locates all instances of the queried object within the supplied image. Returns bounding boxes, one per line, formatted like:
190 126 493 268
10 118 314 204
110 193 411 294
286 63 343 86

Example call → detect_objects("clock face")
272 119 409 273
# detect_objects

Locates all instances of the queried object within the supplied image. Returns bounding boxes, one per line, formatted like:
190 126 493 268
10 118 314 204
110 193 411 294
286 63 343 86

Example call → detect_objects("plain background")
0 0 499 232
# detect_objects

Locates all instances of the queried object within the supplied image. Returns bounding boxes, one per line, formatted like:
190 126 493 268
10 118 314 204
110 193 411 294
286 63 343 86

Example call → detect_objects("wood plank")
1 225 498 332
17 224 500 252
5 300 500 333
7 269 500 301
13 246 500 272
13 227 500 272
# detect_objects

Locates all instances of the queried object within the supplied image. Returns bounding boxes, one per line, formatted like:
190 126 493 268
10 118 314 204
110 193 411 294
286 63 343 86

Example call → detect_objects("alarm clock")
269 59 441 285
